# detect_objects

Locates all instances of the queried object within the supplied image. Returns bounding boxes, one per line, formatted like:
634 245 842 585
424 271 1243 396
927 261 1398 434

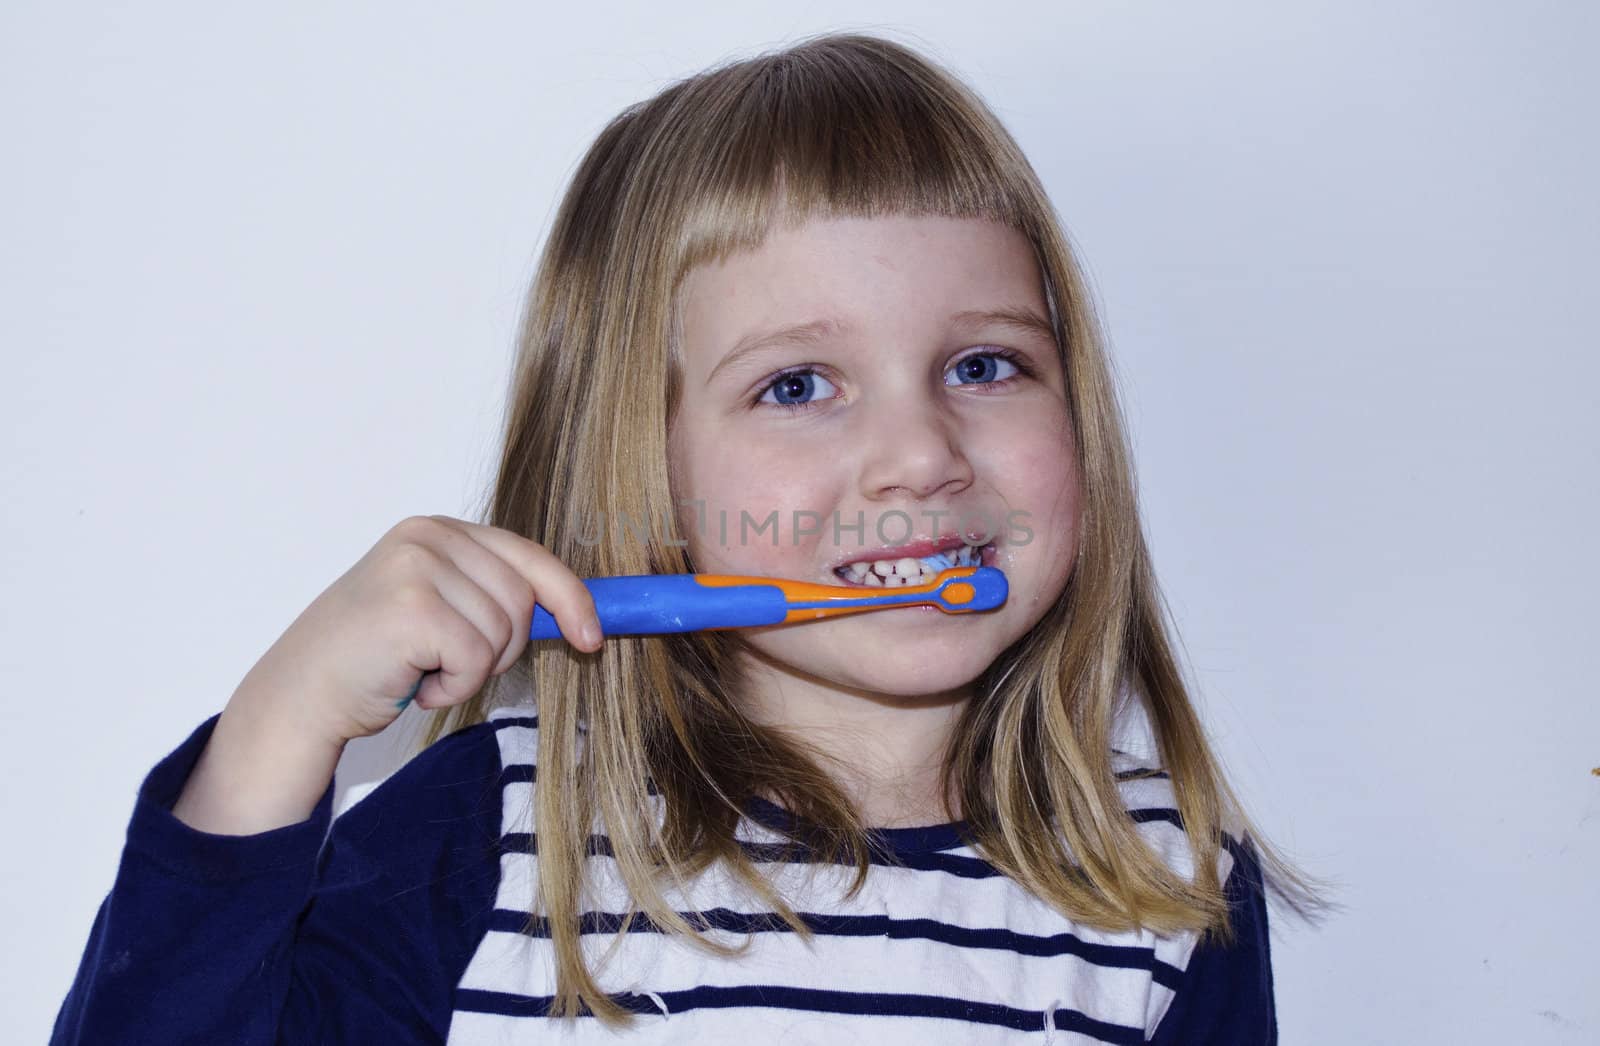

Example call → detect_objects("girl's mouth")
833 540 998 587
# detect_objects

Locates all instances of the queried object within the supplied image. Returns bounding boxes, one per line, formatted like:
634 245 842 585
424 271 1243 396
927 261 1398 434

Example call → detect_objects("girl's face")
667 214 1080 702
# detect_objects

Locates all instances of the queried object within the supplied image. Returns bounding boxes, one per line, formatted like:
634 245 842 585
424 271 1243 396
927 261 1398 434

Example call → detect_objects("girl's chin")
745 618 1004 685
814 647 994 694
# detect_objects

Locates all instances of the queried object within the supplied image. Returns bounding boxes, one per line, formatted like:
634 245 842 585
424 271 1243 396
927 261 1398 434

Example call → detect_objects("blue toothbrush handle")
529 575 790 639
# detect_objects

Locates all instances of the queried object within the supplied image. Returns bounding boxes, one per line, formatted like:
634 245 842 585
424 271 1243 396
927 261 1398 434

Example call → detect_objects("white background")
4 3 1596 1042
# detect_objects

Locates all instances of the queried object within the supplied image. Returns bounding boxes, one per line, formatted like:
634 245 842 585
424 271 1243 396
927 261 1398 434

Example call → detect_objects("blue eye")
757 369 839 410
946 350 1022 386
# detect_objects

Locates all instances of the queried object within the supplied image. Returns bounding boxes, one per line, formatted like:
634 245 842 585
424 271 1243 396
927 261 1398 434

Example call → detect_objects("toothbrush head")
719 565 1008 624
924 565 1008 612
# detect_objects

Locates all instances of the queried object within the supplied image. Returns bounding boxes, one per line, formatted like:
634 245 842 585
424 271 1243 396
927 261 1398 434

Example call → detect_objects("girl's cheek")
689 484 838 573
998 410 1076 488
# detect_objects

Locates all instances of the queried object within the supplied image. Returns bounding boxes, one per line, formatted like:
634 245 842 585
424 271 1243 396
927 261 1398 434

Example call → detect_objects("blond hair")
419 29 1324 1029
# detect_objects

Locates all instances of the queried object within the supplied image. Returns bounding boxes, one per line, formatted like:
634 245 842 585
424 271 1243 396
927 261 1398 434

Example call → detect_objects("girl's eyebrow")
706 306 1054 385
708 317 850 385
949 305 1057 346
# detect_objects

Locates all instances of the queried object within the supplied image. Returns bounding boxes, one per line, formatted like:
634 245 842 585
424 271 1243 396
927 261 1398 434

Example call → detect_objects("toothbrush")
528 566 1007 640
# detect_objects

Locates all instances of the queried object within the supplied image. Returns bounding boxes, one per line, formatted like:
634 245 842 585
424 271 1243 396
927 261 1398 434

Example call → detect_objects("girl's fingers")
400 561 500 708
419 516 537 672
425 515 601 655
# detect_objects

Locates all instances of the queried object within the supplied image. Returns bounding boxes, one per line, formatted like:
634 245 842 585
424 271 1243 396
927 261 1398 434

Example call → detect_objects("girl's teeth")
837 542 991 584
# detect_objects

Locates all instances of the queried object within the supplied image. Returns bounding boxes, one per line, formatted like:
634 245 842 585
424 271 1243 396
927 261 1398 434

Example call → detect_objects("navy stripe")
498 762 659 797
491 714 656 795
739 838 999 877
1151 956 1183 990
1114 767 1170 781
485 904 1179 981
499 831 1002 879
454 984 1144 1042
742 795 973 854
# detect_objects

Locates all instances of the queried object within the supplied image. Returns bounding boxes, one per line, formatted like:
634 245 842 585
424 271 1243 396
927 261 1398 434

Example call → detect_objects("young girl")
52 31 1316 1045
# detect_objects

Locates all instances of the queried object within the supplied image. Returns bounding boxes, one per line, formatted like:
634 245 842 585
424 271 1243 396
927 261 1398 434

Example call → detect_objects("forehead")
676 215 1046 370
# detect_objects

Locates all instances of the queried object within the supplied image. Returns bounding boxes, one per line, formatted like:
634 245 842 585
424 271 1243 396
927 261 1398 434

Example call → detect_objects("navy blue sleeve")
1148 840 1277 1045
50 711 505 1046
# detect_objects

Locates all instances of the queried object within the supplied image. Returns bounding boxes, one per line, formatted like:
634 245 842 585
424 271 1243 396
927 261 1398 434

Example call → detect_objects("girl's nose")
857 399 975 501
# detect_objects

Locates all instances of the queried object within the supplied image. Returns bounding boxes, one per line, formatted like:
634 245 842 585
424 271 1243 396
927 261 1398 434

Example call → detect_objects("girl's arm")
49 711 504 1045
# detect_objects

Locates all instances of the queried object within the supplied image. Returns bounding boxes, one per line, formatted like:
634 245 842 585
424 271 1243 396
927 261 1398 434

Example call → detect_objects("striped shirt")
51 704 1274 1044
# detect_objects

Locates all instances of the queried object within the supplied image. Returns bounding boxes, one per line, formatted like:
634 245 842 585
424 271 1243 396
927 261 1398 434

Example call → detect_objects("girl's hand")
232 515 602 747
